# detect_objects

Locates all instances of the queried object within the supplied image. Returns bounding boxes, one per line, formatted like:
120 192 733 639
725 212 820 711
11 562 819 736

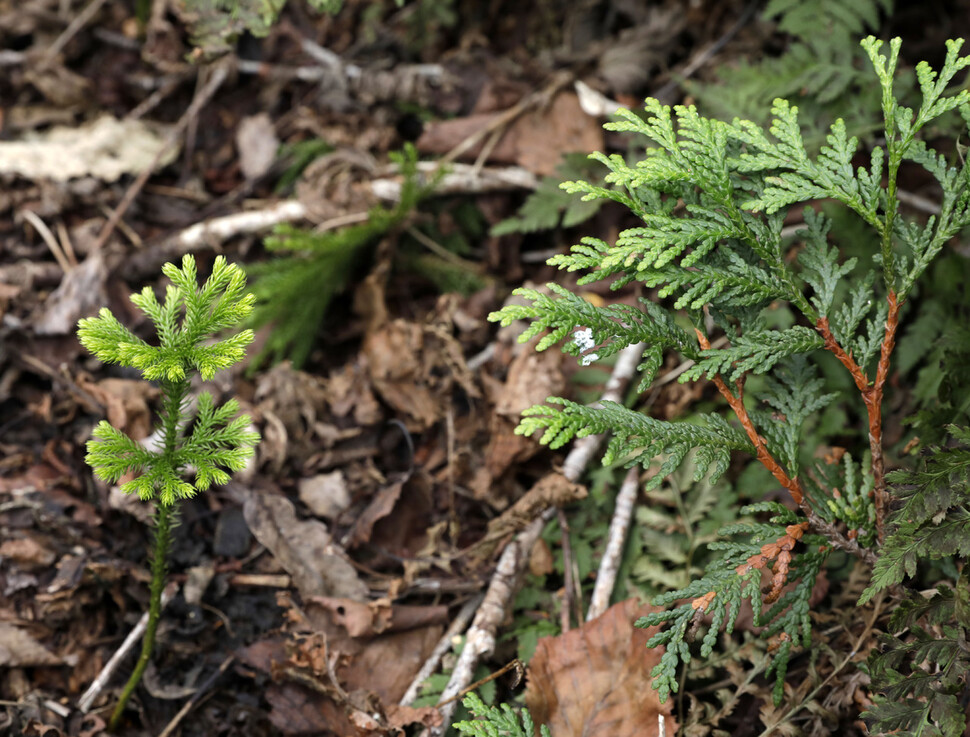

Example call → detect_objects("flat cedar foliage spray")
490 36 970 734
77 255 259 730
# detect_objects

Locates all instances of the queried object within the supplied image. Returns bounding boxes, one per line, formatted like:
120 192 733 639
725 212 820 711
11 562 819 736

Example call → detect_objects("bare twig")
77 583 179 713
587 467 639 621
370 162 538 200
156 654 235 737
176 200 308 251
21 210 73 273
171 162 534 253
434 660 524 709
557 509 577 631
127 74 189 121
399 594 484 706
93 63 230 253
429 512 553 737
55 220 77 267
42 0 111 66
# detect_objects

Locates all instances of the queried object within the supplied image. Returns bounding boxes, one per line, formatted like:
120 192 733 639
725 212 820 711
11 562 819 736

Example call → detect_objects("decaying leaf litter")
0 1 958 736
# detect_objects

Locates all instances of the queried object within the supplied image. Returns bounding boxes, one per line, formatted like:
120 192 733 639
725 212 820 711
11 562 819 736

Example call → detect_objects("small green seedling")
78 254 259 730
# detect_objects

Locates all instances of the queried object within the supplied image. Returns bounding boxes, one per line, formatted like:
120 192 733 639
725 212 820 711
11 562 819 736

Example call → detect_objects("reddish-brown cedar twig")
815 291 901 540
735 522 809 603
696 329 876 561
691 522 810 612
695 330 805 508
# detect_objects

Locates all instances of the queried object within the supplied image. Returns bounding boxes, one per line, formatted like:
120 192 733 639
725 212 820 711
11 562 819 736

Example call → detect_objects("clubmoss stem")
108 501 176 730
108 377 187 731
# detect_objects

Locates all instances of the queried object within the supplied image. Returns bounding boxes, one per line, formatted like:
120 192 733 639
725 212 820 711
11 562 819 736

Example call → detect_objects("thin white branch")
562 342 644 481
370 162 538 201
428 341 645 735
399 594 484 706
77 582 178 713
176 200 308 251
587 466 639 621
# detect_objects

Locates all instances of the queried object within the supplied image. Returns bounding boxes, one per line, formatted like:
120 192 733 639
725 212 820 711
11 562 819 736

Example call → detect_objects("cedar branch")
735 522 809 604
815 291 901 541
690 522 810 612
695 329 805 507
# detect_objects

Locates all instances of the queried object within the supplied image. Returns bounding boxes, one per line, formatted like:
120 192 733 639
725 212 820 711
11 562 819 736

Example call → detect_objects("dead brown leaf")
238 595 445 736
242 490 368 602
363 321 440 430
0 623 61 667
472 333 566 504
346 480 404 548
417 92 603 177
78 376 158 440
326 363 382 426
263 682 346 735
22 721 66 737
298 470 352 519
33 254 108 336
236 113 279 180
385 704 442 731
308 597 449 638
525 599 676 737
0 536 56 569
254 361 332 462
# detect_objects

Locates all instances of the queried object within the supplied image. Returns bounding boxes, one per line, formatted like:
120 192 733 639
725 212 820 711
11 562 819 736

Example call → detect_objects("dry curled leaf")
309 597 449 638
525 599 675 737
298 470 352 519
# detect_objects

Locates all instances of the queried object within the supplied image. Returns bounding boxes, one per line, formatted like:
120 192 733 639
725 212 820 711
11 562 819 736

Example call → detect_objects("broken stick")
428 342 644 734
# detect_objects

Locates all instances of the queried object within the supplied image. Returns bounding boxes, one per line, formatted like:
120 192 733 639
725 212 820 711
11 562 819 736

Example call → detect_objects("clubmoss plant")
490 35 970 727
78 255 259 730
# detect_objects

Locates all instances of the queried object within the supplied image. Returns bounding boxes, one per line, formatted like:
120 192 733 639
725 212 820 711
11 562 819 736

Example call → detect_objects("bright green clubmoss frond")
78 254 259 505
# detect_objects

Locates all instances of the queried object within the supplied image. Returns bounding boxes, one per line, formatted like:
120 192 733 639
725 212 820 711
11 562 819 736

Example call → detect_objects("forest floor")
1 2 968 736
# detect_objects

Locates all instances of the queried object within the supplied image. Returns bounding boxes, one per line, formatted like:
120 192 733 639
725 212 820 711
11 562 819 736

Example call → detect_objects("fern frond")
764 0 890 39
866 621 970 737
492 154 605 235
861 426 970 604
